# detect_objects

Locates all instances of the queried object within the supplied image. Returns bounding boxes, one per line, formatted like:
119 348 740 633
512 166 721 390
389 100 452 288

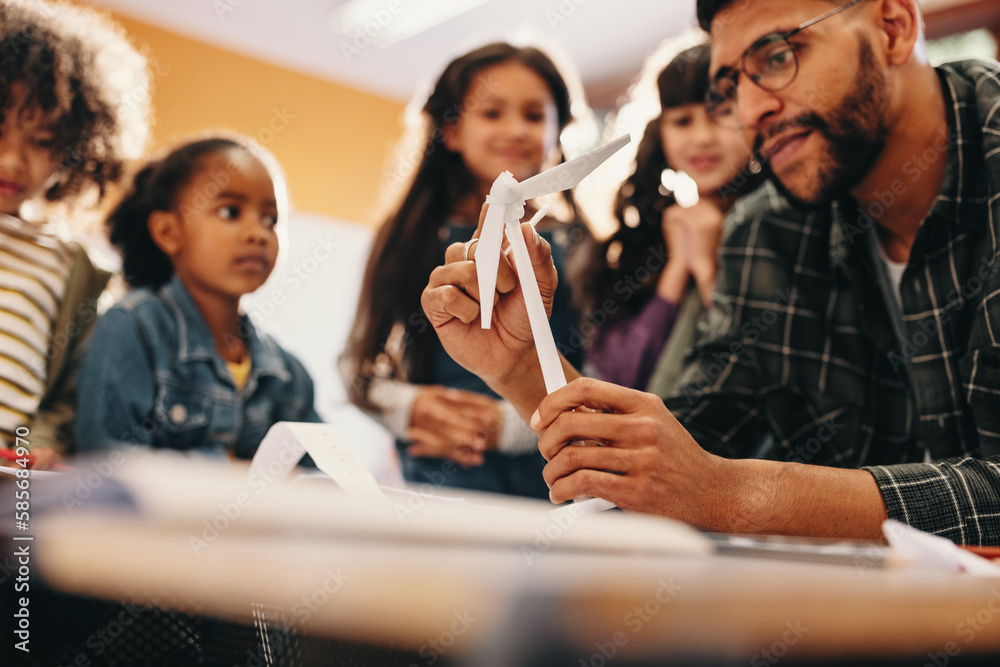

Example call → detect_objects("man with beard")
420 0 1000 545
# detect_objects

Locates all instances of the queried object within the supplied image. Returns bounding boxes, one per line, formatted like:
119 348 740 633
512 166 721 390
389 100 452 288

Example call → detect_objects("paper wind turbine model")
477 134 631 511
476 133 630 394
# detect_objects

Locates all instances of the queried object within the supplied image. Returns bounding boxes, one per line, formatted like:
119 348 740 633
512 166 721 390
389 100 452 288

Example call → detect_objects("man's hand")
421 204 557 393
534 378 888 540
407 386 501 467
535 377 733 529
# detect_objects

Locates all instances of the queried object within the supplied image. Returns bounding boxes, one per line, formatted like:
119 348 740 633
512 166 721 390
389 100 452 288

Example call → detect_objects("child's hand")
406 386 502 467
661 200 725 306
0 446 62 470
27 447 63 470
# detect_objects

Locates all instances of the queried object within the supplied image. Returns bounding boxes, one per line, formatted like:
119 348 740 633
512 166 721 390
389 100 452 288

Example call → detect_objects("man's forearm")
719 458 889 540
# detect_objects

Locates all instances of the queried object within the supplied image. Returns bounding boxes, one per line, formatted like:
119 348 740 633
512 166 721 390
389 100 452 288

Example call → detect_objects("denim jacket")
75 275 320 458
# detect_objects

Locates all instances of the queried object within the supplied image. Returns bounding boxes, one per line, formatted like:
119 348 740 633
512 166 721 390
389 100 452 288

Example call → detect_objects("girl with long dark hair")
341 42 589 498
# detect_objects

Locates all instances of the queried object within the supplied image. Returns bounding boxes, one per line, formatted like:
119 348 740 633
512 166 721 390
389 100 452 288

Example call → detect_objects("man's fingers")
532 378 669 462
427 260 481 294
445 241 470 263
519 221 553 267
536 409 644 462
475 201 488 237
542 443 632 490
442 236 516 296
422 284 479 325
513 221 557 307
494 254 517 294
547 467 633 505
532 377 645 430
424 261 489 325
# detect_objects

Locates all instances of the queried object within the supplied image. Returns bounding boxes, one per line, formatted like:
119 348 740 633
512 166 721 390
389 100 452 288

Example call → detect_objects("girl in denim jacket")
75 136 321 458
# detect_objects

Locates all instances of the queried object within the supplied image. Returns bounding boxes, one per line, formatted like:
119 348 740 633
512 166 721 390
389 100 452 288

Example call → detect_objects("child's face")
0 83 59 216
444 61 559 195
660 103 751 198
164 149 280 305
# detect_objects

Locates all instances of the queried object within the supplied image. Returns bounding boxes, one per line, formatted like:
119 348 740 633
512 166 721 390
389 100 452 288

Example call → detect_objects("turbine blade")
504 214 567 394
475 201 506 329
519 134 630 201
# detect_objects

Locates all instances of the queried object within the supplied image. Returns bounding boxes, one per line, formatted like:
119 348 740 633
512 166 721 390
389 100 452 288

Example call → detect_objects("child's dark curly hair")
0 0 151 207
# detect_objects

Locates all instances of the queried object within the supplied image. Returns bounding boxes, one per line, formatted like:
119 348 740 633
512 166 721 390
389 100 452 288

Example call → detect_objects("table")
5 450 1000 666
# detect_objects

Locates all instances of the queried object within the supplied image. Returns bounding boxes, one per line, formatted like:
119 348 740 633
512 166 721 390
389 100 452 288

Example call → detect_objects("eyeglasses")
705 0 865 130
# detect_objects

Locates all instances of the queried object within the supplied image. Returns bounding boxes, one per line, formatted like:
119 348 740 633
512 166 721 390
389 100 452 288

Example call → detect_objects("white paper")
249 422 387 503
883 519 1000 577
0 466 62 479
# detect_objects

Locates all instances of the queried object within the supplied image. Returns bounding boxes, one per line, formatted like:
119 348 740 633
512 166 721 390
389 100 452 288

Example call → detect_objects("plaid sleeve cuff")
865 457 1000 546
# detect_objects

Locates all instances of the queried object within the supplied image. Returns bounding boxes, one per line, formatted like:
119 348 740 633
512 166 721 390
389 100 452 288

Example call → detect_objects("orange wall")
100 9 405 226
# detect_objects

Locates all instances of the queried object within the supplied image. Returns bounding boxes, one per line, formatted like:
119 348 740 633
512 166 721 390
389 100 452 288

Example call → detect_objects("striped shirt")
0 213 71 445
665 59 1000 546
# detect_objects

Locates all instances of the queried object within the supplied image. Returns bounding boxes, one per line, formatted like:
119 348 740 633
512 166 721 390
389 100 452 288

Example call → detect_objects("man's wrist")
484 349 547 422
692 455 763 533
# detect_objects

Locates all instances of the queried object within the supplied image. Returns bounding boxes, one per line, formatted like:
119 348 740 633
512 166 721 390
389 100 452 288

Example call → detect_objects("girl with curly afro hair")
0 0 150 468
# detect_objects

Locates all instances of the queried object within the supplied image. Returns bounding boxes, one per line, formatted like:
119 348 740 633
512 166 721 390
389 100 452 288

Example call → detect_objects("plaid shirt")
665 60 1000 546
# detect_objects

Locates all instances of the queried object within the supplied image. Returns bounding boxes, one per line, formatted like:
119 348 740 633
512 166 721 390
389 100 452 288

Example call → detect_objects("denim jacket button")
169 404 188 424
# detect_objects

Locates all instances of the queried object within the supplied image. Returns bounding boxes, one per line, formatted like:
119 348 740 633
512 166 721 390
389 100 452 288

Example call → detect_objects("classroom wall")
103 10 406 227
